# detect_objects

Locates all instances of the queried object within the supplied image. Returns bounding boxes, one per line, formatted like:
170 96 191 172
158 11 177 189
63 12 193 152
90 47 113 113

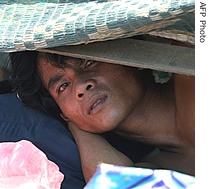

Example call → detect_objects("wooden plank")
39 38 195 76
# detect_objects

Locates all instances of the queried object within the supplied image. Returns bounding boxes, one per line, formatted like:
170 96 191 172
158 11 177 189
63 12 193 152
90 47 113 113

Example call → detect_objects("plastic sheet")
0 140 64 189
85 163 195 189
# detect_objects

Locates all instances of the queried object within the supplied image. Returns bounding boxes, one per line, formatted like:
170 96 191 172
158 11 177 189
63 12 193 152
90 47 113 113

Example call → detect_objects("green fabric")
0 0 195 52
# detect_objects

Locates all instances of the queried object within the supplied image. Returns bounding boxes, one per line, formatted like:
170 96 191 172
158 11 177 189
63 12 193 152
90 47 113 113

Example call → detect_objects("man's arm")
68 122 134 182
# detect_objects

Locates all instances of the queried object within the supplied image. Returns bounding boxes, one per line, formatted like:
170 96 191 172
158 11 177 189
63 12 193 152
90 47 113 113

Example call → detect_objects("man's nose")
76 79 95 100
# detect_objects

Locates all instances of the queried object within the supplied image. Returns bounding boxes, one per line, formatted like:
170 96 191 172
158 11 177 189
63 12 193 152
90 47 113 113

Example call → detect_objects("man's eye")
58 82 70 93
84 60 95 69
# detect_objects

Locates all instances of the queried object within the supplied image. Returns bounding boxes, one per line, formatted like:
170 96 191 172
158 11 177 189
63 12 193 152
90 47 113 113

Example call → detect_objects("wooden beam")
39 38 195 76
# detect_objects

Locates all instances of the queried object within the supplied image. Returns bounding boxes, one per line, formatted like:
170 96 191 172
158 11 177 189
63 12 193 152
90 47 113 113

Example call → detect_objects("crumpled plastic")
0 140 64 189
84 163 195 189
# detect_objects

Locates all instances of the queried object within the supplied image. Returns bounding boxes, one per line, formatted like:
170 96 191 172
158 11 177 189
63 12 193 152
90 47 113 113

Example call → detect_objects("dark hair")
9 51 69 119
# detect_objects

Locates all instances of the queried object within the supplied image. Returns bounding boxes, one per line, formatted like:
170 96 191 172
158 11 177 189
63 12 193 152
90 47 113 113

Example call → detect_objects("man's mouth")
89 95 107 114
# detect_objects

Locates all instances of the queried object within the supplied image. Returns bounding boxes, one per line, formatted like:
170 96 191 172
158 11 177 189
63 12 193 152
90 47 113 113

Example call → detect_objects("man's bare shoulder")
174 74 195 87
173 74 195 146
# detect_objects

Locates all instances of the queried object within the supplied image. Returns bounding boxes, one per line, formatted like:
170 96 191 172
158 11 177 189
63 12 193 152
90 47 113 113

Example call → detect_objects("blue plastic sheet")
85 163 195 189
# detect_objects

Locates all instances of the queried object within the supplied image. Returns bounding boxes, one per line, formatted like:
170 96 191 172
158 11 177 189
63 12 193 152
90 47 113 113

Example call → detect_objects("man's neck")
115 79 181 148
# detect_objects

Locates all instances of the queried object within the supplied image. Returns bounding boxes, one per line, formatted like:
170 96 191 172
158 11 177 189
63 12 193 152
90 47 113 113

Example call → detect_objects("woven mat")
0 0 195 52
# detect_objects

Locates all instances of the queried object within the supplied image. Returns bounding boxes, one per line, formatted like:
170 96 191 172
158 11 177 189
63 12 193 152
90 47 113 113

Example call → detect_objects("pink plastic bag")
0 140 64 189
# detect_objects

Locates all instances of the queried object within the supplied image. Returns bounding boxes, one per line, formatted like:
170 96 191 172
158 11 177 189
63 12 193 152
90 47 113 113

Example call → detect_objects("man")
0 80 153 186
9 48 195 182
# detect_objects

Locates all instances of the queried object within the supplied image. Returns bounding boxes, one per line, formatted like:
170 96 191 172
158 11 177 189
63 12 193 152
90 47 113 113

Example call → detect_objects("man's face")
38 55 144 133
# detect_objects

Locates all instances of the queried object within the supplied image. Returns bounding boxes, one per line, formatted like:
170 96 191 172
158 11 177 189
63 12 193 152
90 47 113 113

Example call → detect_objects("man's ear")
60 113 71 122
